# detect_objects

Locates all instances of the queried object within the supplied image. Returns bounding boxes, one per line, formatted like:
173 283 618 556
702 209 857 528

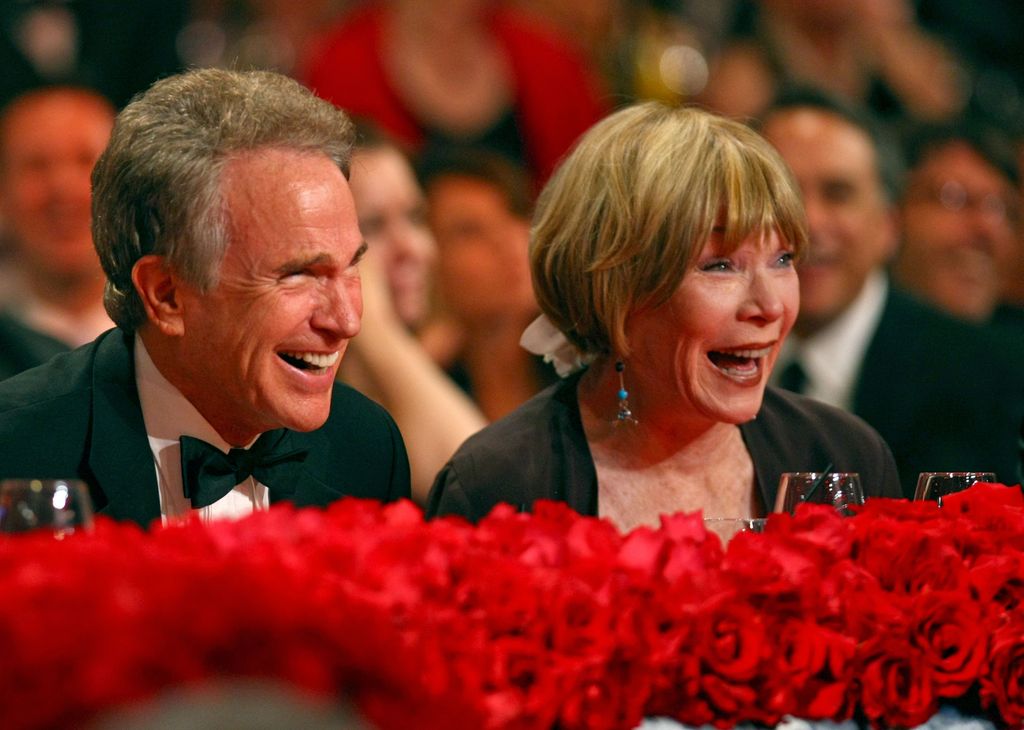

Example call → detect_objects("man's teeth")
281 351 340 369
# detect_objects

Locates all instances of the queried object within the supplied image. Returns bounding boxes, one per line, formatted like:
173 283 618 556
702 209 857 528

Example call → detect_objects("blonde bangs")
530 102 807 360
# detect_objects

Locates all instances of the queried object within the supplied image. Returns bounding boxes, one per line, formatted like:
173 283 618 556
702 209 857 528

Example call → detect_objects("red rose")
853 518 971 596
908 591 985 698
980 611 1024 727
557 654 651 730
768 619 856 721
858 633 937 728
969 553 1024 615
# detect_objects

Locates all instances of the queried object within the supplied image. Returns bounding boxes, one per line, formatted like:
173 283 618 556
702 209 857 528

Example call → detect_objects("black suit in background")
0 329 411 527
0 310 69 380
844 288 1023 497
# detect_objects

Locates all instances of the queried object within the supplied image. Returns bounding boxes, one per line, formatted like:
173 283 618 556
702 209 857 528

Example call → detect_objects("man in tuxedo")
0 68 411 526
760 88 1024 497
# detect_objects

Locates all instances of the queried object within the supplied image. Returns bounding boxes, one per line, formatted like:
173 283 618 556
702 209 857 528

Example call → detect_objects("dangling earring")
614 360 638 426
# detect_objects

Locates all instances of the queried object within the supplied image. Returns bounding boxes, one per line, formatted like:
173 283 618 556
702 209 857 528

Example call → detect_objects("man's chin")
274 398 333 434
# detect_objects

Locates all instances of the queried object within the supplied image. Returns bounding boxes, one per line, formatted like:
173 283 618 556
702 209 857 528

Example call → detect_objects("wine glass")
913 472 997 506
703 517 766 544
0 479 94 538
775 472 865 516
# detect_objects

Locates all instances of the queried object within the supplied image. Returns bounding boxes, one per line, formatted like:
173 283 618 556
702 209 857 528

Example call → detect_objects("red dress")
302 4 610 185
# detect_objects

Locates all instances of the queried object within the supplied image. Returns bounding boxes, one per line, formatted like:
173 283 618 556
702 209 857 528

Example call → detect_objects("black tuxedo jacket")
0 311 69 381
852 288 1024 497
0 329 410 527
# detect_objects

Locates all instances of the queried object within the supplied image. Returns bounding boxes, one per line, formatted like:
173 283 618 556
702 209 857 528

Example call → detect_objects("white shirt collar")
776 271 888 410
134 337 267 524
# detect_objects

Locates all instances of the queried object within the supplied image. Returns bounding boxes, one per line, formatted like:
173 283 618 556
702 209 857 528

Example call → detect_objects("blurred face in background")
0 89 114 284
426 174 536 327
349 146 436 327
761 108 896 337
896 142 1018 322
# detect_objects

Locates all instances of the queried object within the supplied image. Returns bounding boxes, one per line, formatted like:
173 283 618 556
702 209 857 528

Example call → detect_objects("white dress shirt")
134 339 268 524
774 271 888 411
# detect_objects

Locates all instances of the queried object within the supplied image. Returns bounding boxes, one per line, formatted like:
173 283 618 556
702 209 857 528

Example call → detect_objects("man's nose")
313 279 362 339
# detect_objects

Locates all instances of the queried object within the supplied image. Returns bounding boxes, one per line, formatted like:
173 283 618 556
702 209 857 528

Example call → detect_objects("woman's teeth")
707 347 772 375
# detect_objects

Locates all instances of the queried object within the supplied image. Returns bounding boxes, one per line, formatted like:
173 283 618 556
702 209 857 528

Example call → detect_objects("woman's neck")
578 357 734 466
578 357 759 531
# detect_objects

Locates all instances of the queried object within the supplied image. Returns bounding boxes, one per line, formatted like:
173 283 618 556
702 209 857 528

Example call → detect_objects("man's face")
172 149 364 445
0 90 113 282
762 108 896 336
897 142 1018 321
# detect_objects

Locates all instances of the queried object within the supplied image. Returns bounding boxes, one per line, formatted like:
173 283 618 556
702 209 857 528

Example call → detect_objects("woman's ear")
131 255 184 336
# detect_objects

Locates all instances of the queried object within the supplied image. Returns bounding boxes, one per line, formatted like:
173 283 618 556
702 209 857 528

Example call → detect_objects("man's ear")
131 255 184 336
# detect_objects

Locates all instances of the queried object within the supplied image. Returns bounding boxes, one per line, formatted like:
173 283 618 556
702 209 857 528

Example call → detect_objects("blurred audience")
760 88 1024 495
892 120 1021 325
0 86 114 379
344 126 486 502
179 0 352 76
700 0 965 125
301 0 609 186
419 148 557 421
0 0 187 109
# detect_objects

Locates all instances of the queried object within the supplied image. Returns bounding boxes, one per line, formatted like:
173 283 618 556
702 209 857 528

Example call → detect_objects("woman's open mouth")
707 346 772 379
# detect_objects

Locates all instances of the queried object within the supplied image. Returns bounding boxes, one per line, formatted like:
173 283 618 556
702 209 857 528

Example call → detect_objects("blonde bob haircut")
530 102 808 359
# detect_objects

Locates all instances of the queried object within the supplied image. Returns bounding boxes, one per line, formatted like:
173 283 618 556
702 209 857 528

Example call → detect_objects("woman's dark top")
427 372 902 522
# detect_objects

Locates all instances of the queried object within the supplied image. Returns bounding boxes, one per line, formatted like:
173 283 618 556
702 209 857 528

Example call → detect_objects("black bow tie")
180 430 309 508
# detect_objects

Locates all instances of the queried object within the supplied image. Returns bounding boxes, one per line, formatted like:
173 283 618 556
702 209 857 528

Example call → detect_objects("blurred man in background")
0 86 114 378
892 121 1020 325
761 88 1024 495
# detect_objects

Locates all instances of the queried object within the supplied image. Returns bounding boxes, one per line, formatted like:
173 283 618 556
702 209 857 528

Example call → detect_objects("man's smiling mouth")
278 351 339 374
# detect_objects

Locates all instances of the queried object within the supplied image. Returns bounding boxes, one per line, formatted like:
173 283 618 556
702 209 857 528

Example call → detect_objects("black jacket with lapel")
853 288 1024 496
0 329 410 527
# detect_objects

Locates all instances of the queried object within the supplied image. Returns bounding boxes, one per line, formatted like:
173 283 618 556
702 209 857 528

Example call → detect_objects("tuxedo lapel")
86 332 161 526
268 428 344 508
854 290 927 434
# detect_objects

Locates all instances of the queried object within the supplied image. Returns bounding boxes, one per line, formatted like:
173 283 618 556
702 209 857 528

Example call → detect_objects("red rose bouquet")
0 484 1021 729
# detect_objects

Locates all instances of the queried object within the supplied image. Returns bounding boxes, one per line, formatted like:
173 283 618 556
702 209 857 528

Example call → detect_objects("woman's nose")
743 271 785 323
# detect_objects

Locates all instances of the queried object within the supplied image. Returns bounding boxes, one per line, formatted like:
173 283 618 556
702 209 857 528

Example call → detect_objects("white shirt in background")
774 271 888 411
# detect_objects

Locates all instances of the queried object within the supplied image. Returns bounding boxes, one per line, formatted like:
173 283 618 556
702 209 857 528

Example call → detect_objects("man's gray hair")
91 68 355 331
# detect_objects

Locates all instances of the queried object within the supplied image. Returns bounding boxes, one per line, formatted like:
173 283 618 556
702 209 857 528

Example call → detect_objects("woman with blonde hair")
427 102 901 529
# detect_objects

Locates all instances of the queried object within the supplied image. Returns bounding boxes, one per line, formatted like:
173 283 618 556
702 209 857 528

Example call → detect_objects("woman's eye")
700 259 732 272
776 251 796 267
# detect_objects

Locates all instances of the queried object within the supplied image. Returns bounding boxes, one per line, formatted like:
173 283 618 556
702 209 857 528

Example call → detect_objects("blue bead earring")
614 360 638 426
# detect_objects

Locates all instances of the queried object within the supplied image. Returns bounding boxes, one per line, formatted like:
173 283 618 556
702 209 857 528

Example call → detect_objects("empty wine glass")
0 479 94 538
913 472 997 506
775 472 865 516
703 517 766 544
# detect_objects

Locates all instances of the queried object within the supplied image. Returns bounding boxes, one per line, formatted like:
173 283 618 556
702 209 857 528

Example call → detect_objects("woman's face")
348 147 436 327
626 228 799 426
